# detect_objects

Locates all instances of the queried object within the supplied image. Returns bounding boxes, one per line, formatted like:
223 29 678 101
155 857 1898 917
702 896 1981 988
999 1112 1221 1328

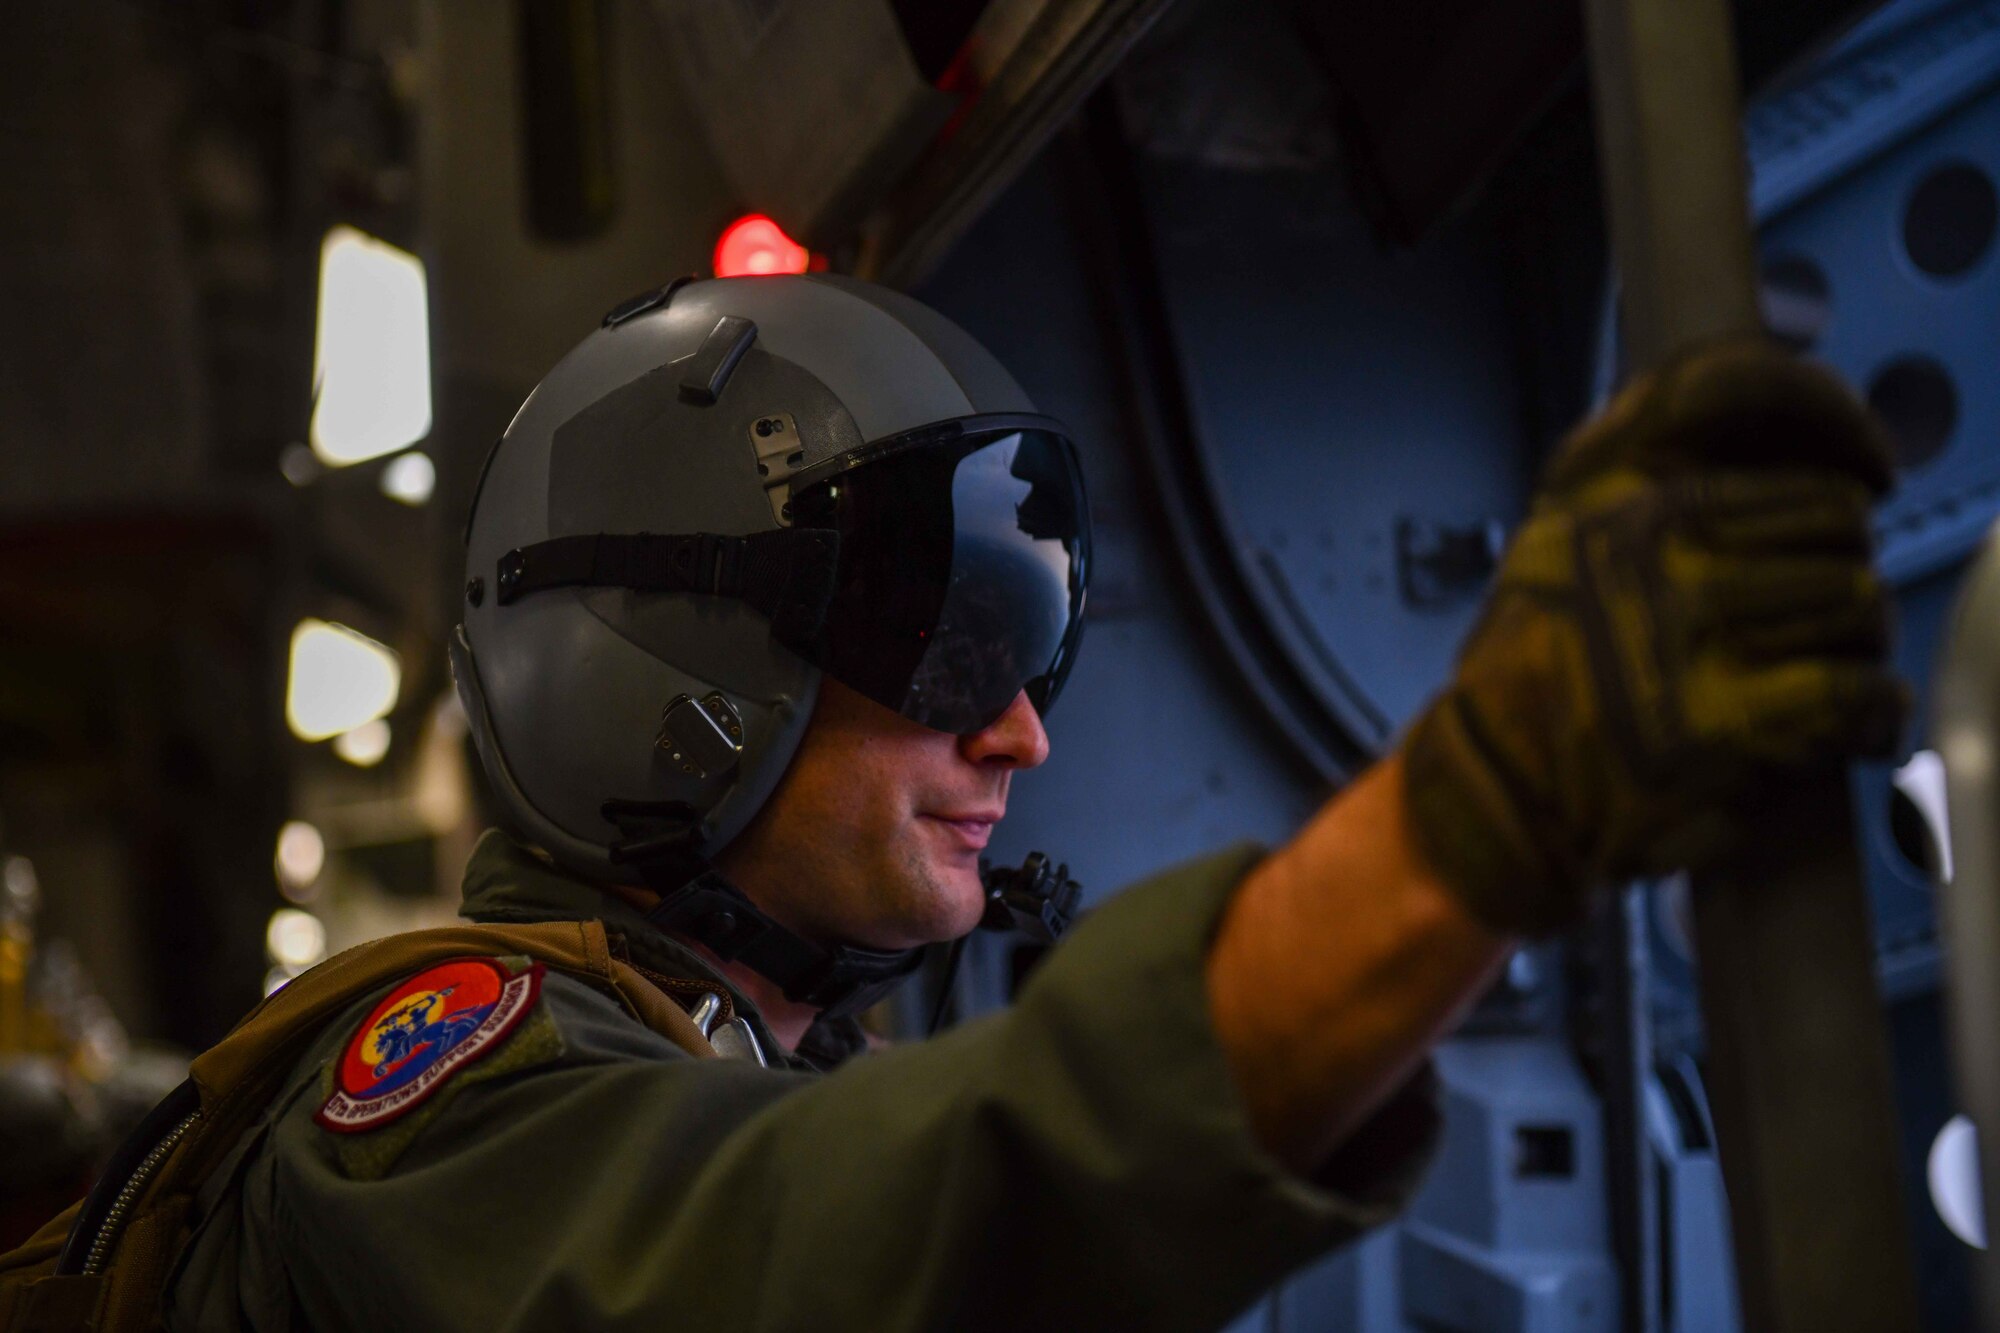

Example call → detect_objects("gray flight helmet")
452 274 1037 884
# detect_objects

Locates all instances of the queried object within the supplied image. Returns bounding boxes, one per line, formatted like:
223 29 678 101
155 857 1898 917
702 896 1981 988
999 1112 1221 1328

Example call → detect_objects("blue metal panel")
1130 161 1533 742
1747 0 2000 222
1399 1039 1619 1333
1643 1066 1740 1333
1759 92 2000 582
1746 1 2000 584
1274 1228 1401 1332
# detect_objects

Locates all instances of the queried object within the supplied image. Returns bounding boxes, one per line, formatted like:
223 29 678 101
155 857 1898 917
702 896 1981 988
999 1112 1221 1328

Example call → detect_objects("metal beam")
858 0 1174 288
1687 787 1920 1332
1580 0 1921 1328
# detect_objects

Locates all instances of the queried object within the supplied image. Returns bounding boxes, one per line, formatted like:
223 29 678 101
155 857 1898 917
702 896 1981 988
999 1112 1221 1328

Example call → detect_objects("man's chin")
939 863 991 937
873 859 987 950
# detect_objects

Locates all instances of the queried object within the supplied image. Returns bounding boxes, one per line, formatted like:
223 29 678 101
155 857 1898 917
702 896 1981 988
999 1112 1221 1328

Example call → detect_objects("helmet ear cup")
452 623 815 880
462 578 821 882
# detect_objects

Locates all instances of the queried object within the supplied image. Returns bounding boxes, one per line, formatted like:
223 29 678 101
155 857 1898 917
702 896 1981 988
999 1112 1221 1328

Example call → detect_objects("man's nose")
959 691 1051 770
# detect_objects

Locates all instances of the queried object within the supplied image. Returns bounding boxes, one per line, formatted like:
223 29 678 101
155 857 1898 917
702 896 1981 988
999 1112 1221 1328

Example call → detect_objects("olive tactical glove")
1403 339 1907 936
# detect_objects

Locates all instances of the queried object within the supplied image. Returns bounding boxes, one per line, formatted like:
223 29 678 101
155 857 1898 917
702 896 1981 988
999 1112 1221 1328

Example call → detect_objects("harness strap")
190 920 716 1107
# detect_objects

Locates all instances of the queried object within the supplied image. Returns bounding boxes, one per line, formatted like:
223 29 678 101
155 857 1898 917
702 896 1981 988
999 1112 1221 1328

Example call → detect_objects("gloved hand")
1402 339 1908 936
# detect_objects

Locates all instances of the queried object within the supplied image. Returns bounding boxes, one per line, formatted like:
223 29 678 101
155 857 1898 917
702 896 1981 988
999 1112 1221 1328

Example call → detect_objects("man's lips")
921 811 1001 851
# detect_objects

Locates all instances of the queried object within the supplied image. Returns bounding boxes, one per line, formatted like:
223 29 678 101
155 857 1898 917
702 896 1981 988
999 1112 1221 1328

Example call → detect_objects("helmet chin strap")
604 800 925 1022
643 867 927 1023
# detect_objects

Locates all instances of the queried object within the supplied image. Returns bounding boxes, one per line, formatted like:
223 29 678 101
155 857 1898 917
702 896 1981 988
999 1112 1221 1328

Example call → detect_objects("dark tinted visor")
786 420 1089 735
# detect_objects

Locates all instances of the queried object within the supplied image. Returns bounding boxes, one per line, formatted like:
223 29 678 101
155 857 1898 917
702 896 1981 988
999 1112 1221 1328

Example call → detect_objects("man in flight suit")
151 275 1899 1330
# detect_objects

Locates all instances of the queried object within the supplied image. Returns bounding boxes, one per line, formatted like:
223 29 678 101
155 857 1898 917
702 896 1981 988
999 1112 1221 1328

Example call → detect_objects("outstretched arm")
1208 752 1510 1172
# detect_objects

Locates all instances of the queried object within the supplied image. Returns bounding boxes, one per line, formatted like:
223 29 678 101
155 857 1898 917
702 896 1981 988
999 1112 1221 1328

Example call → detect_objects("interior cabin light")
286 619 401 742
265 908 327 971
333 718 393 767
2 856 37 909
310 226 433 466
379 451 436 506
714 214 810 278
274 820 326 897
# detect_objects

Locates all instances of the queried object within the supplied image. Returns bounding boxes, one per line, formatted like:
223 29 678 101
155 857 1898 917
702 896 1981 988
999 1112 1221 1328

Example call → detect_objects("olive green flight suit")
163 833 1439 1332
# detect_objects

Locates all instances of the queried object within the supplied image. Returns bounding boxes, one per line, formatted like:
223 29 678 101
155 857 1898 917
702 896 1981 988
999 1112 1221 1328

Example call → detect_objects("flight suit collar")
456 829 865 1071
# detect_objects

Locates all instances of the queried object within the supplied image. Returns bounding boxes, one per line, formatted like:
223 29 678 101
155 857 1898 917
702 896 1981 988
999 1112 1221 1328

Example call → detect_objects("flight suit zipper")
81 1107 200 1276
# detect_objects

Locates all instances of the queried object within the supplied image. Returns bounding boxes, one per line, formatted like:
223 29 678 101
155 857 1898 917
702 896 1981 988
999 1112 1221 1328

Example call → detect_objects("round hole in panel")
1904 161 1998 279
1758 254 1832 350
1867 355 1959 468
1888 785 1941 882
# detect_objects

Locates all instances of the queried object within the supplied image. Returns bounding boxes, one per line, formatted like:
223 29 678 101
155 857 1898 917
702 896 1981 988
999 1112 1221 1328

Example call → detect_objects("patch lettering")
316 957 544 1133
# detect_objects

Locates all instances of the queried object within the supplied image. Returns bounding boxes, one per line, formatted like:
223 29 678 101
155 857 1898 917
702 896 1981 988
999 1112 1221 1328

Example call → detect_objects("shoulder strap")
191 919 716 1104
0 919 718 1332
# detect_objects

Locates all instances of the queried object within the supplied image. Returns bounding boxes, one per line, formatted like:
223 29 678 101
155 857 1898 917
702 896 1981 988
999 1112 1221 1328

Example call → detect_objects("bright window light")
274 820 326 896
311 225 432 466
379 450 436 506
265 908 327 970
334 718 393 767
286 619 401 741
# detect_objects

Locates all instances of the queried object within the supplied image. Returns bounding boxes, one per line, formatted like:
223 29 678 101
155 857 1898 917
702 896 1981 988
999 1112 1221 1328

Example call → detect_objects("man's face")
715 679 1051 952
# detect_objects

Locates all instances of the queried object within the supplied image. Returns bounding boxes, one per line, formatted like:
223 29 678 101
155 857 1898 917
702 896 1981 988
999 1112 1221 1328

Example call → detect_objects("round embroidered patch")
316 957 544 1133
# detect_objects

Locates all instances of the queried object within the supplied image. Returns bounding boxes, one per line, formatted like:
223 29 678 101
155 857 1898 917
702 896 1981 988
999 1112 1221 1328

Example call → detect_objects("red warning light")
714 214 810 278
